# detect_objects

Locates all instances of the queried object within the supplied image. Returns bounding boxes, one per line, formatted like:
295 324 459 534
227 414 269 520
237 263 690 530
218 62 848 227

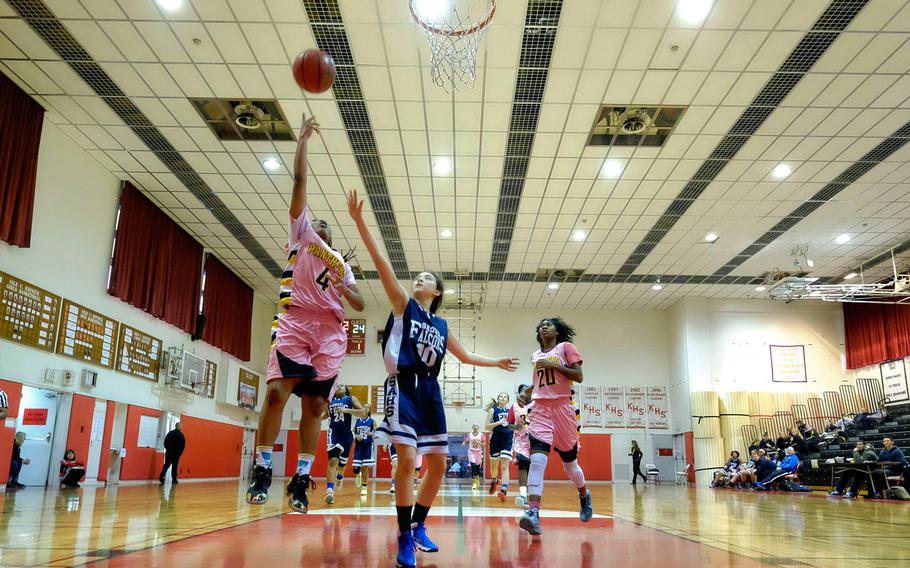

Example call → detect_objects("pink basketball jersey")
467 432 485 452
280 208 355 323
530 341 582 401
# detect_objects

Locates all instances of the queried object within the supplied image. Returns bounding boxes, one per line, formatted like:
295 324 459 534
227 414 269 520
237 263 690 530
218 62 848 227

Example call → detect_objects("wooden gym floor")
0 479 907 567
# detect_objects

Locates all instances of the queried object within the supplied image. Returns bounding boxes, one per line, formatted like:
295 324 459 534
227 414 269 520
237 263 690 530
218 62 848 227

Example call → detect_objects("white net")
410 0 496 93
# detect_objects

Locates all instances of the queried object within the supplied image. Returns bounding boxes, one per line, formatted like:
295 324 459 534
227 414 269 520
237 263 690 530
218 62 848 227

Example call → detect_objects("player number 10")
416 343 437 367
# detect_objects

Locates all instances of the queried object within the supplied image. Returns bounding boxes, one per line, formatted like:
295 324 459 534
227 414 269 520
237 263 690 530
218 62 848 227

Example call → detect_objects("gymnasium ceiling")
2 0 910 310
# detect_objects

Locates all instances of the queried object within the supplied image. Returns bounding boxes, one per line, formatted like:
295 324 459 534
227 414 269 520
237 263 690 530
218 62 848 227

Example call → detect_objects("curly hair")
535 317 576 348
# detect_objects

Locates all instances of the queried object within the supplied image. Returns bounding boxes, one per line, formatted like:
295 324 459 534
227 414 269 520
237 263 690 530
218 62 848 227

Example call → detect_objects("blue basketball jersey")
328 395 354 435
491 405 513 440
382 298 448 377
355 416 374 439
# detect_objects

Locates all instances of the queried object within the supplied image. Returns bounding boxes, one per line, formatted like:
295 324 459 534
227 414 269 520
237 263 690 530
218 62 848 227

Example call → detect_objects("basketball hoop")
452 400 466 413
410 0 496 93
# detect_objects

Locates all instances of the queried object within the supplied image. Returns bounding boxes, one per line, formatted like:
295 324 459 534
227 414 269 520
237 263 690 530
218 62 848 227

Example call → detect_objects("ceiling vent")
587 105 687 147
534 268 585 283
191 99 294 141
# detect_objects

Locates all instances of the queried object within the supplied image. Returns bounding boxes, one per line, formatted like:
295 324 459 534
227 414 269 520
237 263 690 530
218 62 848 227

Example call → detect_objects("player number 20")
536 367 556 388
416 343 437 367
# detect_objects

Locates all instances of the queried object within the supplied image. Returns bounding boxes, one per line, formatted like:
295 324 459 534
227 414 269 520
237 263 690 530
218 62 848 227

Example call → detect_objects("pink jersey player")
466 430 485 464
267 207 356 389
519 317 592 535
509 400 532 460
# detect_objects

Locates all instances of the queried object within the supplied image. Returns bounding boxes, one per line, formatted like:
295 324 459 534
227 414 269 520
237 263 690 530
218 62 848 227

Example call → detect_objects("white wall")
0 121 273 428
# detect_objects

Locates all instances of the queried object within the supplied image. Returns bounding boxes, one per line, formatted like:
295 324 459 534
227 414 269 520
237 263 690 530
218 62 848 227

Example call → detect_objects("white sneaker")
515 495 528 508
325 490 335 504
388 486 396 495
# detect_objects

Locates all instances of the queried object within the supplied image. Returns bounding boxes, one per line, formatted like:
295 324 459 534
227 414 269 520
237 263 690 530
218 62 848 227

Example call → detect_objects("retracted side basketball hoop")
410 0 496 93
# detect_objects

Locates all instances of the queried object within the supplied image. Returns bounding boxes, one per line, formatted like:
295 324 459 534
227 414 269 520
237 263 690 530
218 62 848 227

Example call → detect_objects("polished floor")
1 478 908 567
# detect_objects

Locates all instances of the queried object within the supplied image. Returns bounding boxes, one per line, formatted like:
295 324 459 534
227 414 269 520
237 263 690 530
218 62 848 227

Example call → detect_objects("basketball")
292 49 335 94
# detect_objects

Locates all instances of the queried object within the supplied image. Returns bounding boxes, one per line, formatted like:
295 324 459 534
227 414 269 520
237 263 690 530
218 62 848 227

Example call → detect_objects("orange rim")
409 0 496 37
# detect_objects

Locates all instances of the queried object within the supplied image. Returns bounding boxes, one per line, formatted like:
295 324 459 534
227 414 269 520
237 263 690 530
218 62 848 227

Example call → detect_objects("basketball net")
410 0 496 93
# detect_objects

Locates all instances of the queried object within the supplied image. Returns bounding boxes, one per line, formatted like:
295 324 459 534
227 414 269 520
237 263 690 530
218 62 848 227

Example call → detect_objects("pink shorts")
468 449 483 465
528 399 579 453
513 431 530 459
267 313 347 386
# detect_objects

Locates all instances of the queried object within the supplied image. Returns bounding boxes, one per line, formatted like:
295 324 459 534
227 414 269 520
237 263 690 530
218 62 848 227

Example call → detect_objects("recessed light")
601 160 624 178
806 258 815 268
571 230 587 241
262 158 281 171
844 272 857 280
836 233 851 244
704 233 718 243
678 0 713 24
444 288 455 295
772 164 792 179
439 229 453 238
156 0 183 11
432 157 451 176
651 284 663 291
547 282 560 290
755 286 766 292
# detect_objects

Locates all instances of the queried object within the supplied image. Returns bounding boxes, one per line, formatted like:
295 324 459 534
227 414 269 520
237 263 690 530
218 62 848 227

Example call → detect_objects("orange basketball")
292 49 335 94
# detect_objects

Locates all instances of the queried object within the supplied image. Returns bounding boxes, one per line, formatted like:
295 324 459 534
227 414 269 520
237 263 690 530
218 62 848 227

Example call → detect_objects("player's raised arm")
346 190 409 316
289 114 320 219
446 330 519 371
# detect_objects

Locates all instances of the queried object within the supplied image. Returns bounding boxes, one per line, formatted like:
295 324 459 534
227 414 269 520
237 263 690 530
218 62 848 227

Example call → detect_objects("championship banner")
581 385 603 427
603 386 625 428
647 386 669 429
625 387 646 429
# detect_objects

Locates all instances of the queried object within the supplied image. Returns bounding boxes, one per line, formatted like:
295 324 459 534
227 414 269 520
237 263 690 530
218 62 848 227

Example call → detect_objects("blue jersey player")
321 384 365 504
347 190 519 568
352 405 375 496
485 392 515 501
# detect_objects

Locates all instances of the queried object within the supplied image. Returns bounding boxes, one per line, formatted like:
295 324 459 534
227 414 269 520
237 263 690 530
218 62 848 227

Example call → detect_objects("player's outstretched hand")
497 357 520 372
300 113 320 140
347 190 364 222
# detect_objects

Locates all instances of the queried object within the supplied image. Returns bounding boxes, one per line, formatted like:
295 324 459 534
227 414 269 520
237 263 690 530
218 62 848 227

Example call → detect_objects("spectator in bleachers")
728 450 759 488
869 438 908 500
758 433 774 452
819 420 847 447
774 432 789 461
787 428 809 457
828 441 877 498
796 420 820 452
752 449 776 486
755 446 800 489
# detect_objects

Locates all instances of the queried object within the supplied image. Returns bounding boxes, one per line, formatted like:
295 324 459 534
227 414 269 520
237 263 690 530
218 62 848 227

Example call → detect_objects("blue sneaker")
412 522 439 552
397 531 416 568
579 490 593 522
519 508 542 535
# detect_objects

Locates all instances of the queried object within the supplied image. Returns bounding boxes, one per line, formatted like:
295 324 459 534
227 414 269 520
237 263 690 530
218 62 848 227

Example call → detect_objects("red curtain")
0 72 45 247
201 254 253 361
108 182 203 334
844 303 910 369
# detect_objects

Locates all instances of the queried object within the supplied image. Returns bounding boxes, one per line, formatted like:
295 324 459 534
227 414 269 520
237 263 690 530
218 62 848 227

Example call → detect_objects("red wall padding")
65 394 94 475
178 415 243 478
482 433 612 481
97 401 116 482
120 405 162 481
0 379 23 480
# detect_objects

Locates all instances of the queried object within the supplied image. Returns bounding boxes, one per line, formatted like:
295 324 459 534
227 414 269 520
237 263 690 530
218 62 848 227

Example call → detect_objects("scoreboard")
344 318 366 355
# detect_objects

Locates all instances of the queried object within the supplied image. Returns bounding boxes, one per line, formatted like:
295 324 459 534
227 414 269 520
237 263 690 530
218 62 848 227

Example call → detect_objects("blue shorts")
327 430 353 466
376 374 448 455
490 433 514 459
352 441 375 467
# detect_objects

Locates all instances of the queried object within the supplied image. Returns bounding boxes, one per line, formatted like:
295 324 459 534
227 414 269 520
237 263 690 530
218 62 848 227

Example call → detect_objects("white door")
85 400 107 481
16 386 60 486
240 428 255 480
611 433 635 483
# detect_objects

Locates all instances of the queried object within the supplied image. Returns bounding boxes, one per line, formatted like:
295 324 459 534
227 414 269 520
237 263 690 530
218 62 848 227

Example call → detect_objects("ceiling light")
432 157 451 176
772 164 792 179
413 0 450 21
600 160 624 178
704 233 718 243
262 158 281 171
755 286 766 292
844 272 857 280
571 230 587 241
678 0 713 24
835 233 851 245
806 258 815 268
444 288 455 295
651 283 663 291
156 0 183 11
547 282 560 290
439 229 453 238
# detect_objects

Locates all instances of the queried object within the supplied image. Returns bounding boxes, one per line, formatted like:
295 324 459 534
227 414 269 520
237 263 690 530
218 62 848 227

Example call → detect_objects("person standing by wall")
0 386 8 420
7 432 29 490
630 440 646 485
159 422 186 484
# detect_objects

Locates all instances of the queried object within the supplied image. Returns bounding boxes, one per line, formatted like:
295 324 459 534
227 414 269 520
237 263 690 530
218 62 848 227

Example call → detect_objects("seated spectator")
796 420 820 452
729 450 759 488
853 406 875 431
787 428 809 457
59 449 86 489
6 432 30 491
757 432 775 452
866 404 888 429
752 449 776 486
869 437 908 500
712 451 743 488
774 432 789 461
755 446 800 489
828 441 877 498
819 420 847 447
